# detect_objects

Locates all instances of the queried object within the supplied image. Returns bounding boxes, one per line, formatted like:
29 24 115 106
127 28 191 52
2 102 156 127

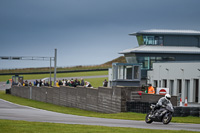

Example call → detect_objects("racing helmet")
165 94 171 100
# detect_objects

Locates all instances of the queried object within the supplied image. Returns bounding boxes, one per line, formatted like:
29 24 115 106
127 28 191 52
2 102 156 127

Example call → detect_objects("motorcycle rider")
152 94 172 117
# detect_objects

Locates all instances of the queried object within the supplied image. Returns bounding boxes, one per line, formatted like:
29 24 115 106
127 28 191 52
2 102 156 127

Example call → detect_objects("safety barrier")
126 101 200 117
173 107 200 117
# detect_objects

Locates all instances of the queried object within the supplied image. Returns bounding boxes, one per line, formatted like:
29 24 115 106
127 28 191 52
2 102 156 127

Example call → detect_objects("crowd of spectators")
18 78 95 88
18 79 49 87
56 78 93 88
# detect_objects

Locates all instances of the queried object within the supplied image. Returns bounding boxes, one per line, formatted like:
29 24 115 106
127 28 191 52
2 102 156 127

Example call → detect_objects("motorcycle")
145 103 174 124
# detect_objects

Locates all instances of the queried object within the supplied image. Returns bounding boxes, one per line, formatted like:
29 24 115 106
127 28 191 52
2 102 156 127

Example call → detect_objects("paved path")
0 99 200 132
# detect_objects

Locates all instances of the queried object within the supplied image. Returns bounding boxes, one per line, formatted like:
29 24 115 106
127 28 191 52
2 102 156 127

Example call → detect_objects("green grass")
1 119 198 133
0 64 111 74
0 91 200 124
0 71 108 82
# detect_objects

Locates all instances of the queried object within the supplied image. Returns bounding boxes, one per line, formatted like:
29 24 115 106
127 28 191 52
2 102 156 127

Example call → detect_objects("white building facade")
147 62 200 103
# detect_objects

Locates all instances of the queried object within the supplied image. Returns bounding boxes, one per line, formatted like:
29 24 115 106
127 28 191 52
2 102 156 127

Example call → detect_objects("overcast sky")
1 0 200 69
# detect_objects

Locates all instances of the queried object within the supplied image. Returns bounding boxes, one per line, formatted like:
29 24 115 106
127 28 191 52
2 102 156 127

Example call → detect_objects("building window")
143 35 163 45
125 66 133 79
170 80 174 96
134 66 140 79
159 80 161 87
150 57 156 68
163 79 167 88
154 80 158 88
162 57 175 61
112 63 140 81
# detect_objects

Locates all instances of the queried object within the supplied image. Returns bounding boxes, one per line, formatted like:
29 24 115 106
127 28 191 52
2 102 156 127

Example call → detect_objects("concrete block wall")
86 87 98 112
141 93 177 106
120 86 141 111
11 85 126 113
10 86 178 114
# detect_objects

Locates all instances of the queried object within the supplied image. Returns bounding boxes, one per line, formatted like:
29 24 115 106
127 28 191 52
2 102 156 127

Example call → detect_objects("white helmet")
165 94 171 101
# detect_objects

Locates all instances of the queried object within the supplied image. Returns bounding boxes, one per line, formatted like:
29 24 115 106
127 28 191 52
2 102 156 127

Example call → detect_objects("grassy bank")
0 65 111 74
0 119 197 133
0 91 200 124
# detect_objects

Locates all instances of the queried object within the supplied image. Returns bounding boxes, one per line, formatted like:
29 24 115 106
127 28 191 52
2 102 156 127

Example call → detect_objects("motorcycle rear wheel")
162 113 172 124
145 113 153 124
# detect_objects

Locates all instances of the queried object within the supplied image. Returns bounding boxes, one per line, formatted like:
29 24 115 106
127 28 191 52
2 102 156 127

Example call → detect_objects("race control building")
119 29 200 103
119 29 200 80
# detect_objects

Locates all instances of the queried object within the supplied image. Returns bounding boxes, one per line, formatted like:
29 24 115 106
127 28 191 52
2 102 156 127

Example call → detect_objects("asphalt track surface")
0 99 200 132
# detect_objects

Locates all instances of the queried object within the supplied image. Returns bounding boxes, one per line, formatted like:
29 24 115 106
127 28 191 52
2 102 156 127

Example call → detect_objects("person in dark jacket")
80 78 84 86
103 79 108 87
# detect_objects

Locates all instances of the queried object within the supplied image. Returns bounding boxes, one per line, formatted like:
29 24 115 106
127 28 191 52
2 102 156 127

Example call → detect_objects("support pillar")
189 79 194 102
181 79 185 102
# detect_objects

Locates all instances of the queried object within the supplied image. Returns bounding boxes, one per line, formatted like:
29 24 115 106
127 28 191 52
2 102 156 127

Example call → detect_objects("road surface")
0 99 200 132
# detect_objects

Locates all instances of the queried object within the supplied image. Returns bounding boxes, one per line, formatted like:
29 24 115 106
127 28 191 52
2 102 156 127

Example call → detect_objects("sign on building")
156 88 169 95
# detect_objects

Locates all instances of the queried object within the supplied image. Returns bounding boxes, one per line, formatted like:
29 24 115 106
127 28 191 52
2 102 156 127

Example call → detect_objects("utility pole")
54 49 57 86
50 57 52 86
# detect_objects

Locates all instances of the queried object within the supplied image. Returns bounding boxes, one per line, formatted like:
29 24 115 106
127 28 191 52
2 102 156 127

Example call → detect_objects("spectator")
80 78 84 86
56 80 60 87
103 79 108 87
25 80 28 86
45 81 49 86
62 79 66 86
35 80 39 86
29 82 32 86
42 80 45 86
85 81 92 88
58 80 62 86
70 78 74 87
17 81 22 86
33 81 36 86
39 80 42 86
65 79 69 86
74 78 80 87
23 82 25 86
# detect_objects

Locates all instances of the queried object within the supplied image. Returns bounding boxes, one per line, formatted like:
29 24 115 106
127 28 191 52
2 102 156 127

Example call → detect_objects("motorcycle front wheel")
162 113 172 124
145 112 153 124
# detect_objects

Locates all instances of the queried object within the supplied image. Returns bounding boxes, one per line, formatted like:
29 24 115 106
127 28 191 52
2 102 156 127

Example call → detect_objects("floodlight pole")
54 49 57 86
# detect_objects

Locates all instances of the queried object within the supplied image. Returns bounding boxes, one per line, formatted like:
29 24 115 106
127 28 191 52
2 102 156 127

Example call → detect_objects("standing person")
45 81 49 86
29 82 32 86
39 80 42 86
35 80 39 86
80 78 84 86
25 80 28 86
148 84 155 94
62 79 66 86
103 79 108 87
56 80 60 87
6 79 9 84
74 78 80 86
